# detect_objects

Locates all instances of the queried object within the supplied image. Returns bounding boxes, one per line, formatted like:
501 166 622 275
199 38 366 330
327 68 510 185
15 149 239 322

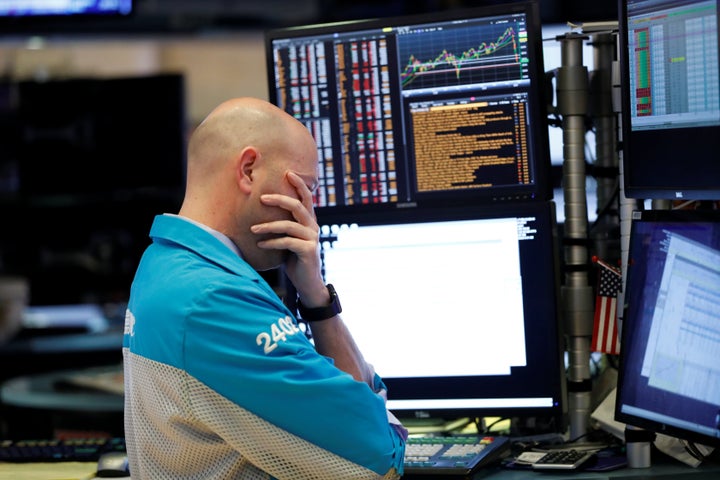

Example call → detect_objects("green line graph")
399 24 527 89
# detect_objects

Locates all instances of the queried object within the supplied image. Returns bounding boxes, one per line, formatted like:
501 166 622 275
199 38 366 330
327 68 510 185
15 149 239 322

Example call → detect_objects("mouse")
95 451 130 478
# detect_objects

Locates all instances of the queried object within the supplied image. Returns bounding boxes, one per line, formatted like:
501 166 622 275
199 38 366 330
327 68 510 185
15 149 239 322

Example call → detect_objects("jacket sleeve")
182 279 407 476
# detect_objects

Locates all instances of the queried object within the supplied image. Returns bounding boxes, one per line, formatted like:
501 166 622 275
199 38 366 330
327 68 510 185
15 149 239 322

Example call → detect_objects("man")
123 97 407 479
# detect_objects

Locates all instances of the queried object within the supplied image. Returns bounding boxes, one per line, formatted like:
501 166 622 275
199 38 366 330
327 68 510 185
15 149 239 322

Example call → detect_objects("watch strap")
297 284 342 322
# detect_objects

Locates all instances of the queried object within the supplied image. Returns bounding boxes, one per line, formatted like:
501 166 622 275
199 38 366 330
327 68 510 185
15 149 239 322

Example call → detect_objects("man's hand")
251 171 327 305
253 172 374 386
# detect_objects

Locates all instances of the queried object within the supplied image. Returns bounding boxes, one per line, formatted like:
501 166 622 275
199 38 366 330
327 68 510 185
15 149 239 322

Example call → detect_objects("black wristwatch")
297 284 342 322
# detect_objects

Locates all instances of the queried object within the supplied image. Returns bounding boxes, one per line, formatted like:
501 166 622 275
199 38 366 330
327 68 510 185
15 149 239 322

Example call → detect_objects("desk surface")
0 462 99 480
470 461 720 479
2 457 718 480
406 445 720 479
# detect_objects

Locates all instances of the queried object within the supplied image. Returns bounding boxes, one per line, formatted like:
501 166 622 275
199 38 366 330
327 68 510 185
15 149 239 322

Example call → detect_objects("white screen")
320 216 530 379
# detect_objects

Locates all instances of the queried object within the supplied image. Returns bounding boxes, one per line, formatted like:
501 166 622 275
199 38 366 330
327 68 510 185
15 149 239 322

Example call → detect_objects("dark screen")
16 74 186 199
3 74 186 307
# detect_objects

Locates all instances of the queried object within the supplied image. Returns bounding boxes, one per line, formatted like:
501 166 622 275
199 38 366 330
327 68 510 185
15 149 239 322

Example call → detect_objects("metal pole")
556 32 594 441
589 31 620 266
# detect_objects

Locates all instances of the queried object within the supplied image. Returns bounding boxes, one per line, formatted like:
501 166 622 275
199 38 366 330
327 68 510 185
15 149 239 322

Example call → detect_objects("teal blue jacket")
123 214 406 479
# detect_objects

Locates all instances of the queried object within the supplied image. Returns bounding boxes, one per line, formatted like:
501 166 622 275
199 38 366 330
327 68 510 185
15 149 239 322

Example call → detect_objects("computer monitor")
305 201 566 425
0 0 134 34
618 0 720 200
4 74 186 308
0 0 133 17
264 0 552 216
615 208 720 447
16 73 186 200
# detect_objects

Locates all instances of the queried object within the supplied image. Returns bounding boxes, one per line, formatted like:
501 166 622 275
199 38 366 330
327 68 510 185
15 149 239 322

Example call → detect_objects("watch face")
327 284 341 312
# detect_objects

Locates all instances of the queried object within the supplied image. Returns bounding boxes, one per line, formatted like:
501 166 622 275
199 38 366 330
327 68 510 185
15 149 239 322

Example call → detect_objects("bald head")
186 97 307 189
177 97 319 267
181 97 317 215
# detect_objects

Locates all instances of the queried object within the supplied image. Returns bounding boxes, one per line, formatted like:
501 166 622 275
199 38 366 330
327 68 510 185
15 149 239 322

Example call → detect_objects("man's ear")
236 146 258 193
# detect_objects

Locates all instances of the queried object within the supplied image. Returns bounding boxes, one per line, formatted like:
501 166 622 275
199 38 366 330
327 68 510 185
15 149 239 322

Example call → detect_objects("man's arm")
304 313 376 386
252 171 375 387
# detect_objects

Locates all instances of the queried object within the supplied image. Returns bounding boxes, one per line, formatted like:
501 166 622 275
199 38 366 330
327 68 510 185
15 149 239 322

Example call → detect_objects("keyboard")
403 435 510 476
0 437 126 462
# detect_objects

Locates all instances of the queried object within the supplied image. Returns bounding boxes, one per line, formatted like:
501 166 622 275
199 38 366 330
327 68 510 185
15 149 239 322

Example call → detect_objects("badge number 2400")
257 316 301 353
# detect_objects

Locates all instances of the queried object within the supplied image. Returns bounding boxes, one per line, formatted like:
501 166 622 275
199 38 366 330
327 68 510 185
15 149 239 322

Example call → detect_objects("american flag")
591 259 622 355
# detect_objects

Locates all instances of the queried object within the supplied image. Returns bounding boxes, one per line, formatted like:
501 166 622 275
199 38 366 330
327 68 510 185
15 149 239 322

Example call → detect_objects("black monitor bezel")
15 73 187 202
264 0 553 218
310 200 567 425
615 208 720 448
617 0 720 201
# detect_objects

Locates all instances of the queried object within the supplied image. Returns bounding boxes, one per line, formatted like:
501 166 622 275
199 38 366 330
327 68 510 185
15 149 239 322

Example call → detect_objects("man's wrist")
297 284 342 322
